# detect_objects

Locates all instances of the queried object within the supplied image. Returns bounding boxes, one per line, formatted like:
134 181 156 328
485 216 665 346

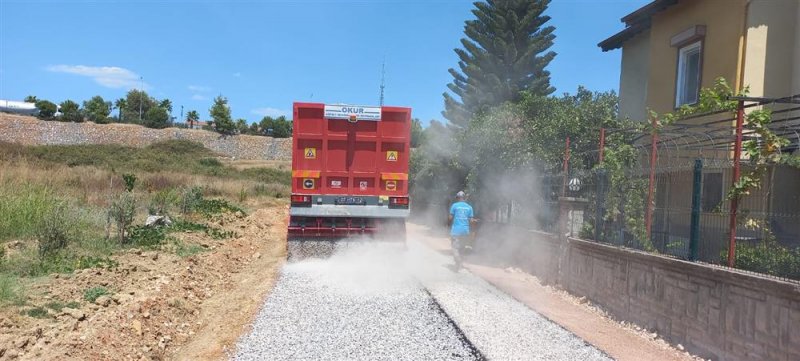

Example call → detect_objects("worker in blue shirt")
449 191 475 269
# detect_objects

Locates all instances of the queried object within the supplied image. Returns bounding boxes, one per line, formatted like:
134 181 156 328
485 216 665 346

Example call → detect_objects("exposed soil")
0 206 287 361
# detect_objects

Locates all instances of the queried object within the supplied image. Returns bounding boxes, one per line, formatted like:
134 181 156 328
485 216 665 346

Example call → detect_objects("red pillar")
728 100 745 267
645 117 658 243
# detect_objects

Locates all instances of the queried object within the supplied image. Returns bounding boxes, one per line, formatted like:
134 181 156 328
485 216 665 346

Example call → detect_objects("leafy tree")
114 98 127 122
59 100 82 122
248 122 260 135
411 118 424 148
209 95 235 135
83 95 112 123
122 89 158 124
259 116 274 135
143 107 169 129
235 118 248 134
186 110 200 128
272 116 292 138
34 100 57 119
159 99 173 113
443 0 556 127
24 95 37 103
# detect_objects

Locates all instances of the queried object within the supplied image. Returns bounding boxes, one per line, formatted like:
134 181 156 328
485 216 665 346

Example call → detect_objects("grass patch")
0 249 118 278
0 183 56 241
0 274 26 305
24 306 49 318
83 286 110 303
174 241 205 257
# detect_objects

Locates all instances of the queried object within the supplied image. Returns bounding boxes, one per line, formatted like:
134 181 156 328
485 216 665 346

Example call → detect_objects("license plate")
335 197 365 205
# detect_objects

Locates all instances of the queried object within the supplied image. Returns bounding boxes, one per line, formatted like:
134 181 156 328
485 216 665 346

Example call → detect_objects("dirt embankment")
0 207 287 361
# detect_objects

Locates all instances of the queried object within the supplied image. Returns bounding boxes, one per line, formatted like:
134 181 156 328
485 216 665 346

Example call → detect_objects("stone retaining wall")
479 222 800 361
0 114 292 160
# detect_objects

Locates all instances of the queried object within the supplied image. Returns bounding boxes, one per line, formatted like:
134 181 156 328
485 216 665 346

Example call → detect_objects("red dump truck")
287 102 412 258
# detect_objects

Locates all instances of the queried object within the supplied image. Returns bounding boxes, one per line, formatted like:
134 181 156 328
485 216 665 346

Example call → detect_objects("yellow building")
601 0 800 120
599 0 800 259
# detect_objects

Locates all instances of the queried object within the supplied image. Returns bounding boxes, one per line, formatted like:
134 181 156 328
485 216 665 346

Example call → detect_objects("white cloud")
46 65 148 89
232 72 242 78
191 94 208 101
188 85 211 92
251 107 289 118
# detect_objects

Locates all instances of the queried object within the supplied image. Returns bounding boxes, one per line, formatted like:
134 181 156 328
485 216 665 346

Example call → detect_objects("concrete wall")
619 30 651 122
0 114 292 160
645 0 747 114
485 224 800 361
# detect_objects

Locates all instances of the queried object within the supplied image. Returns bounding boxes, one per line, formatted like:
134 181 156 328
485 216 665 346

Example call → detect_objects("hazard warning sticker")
386 180 397 191
304 147 316 159
386 150 398 162
359 181 368 191
302 178 315 190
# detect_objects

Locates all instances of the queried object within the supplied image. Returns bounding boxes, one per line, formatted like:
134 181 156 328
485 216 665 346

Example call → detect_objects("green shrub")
127 225 167 248
724 240 800 280
36 203 74 257
179 187 204 214
83 286 110 302
149 188 179 215
109 192 136 244
122 173 137 192
44 301 65 312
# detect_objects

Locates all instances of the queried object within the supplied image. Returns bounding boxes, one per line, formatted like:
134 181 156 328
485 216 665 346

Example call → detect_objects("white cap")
456 191 465 198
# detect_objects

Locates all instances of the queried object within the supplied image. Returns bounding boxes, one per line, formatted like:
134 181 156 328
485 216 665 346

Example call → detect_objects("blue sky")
0 0 648 125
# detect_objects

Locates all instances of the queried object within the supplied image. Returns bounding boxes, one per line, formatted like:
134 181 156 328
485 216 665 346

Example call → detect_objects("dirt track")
0 207 286 361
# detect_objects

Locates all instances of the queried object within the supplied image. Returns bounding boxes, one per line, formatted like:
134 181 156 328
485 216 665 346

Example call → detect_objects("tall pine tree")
443 0 556 127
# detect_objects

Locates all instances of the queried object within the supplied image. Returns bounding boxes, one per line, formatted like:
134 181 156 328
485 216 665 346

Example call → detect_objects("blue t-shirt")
449 201 474 236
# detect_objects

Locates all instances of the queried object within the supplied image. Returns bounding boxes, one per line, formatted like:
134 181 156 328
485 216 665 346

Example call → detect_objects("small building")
599 0 800 257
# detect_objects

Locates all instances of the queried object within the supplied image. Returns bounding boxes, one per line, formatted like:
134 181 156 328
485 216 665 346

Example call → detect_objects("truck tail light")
389 197 409 209
291 195 312 207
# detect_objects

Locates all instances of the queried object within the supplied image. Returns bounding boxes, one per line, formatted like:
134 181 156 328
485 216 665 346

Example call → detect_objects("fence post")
561 137 571 197
727 100 745 267
689 159 703 261
595 169 607 242
645 116 658 244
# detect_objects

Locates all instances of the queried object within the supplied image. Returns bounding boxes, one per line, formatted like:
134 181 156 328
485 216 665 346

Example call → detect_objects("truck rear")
287 102 412 258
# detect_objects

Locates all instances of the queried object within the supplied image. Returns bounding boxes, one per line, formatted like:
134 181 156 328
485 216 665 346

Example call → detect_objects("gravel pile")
234 245 481 360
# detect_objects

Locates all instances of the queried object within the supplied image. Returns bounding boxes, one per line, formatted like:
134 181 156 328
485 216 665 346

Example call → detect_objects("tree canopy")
59 100 82 122
209 95 235 135
443 0 556 127
83 95 112 124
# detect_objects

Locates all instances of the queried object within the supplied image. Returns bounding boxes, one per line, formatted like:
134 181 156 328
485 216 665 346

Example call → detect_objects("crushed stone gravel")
235 242 611 360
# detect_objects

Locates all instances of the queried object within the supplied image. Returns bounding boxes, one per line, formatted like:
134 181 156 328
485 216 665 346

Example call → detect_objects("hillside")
0 113 292 161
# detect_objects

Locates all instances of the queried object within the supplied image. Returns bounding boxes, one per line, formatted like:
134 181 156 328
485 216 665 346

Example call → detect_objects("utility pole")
180 105 184 126
379 57 386 106
138 76 143 121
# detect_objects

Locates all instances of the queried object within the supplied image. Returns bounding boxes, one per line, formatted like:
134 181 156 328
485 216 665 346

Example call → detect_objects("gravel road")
234 241 612 361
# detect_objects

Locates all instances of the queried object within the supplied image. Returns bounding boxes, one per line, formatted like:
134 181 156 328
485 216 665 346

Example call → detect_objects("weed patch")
0 274 25 305
25 306 49 318
83 286 110 303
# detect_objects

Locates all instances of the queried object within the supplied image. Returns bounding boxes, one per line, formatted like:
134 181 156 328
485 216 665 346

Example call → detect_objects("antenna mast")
379 58 386 106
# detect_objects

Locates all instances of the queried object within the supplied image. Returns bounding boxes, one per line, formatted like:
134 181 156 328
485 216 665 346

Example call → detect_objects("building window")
675 41 702 107
702 172 722 212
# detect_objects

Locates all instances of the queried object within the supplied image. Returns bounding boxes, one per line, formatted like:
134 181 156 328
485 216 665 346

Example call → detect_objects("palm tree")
114 98 127 122
186 110 200 129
